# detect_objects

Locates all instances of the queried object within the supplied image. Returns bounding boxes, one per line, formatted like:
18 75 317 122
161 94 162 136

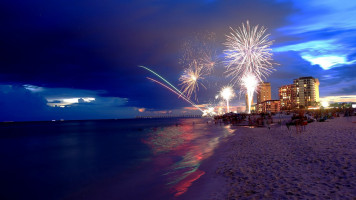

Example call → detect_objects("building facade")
278 77 320 109
262 100 281 113
293 77 320 108
257 82 271 104
278 84 296 110
255 100 281 113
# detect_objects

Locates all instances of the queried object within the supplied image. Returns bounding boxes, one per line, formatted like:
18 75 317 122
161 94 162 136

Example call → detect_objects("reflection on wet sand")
144 119 234 197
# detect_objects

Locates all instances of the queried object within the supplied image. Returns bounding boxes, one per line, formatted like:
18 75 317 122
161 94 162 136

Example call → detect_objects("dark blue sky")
1 0 356 121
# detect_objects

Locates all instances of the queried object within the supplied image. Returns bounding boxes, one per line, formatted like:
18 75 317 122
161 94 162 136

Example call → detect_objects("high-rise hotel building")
257 82 271 104
293 77 319 108
279 77 320 109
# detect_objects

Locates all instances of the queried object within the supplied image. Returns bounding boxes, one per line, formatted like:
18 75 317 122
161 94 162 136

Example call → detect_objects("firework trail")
139 66 204 112
179 60 206 101
242 73 258 114
139 65 183 95
146 77 203 112
224 21 274 85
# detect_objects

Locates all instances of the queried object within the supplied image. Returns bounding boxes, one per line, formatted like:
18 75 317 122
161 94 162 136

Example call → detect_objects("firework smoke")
180 32 219 76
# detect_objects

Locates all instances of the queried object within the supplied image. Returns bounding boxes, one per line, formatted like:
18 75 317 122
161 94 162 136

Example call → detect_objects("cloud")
275 0 356 70
0 85 139 121
1 0 355 118
320 95 356 103
0 0 294 112
278 0 356 33
48 100 61 103
0 85 49 121
274 36 356 70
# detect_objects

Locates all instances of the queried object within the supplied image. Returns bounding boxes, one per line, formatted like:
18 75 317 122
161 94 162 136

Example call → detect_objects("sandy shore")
180 115 356 199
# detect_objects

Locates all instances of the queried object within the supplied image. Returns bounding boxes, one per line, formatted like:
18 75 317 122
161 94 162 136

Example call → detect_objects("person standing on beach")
267 115 272 130
295 119 302 133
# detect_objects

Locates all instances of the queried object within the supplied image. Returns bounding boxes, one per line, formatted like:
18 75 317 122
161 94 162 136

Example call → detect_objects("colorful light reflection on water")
0 118 235 200
143 118 234 197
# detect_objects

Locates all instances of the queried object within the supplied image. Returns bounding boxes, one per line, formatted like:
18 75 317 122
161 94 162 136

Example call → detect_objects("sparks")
146 77 203 112
242 73 258 114
224 21 275 85
139 65 204 112
202 107 216 117
180 32 218 76
220 86 235 113
179 60 206 101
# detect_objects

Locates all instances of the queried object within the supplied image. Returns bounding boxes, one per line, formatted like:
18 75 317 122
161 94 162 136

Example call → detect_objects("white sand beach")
180 115 356 199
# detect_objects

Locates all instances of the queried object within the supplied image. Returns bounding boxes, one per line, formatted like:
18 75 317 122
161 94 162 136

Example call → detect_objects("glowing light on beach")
220 86 235 113
179 60 206 100
224 21 275 85
202 107 216 117
321 101 329 108
242 73 258 114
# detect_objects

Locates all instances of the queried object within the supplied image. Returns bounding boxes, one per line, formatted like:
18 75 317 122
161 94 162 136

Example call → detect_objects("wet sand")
180 115 356 199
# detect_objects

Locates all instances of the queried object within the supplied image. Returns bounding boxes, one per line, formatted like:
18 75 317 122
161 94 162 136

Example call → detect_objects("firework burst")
180 32 219 76
224 21 274 85
179 60 206 101
139 66 203 112
219 86 235 113
202 107 216 117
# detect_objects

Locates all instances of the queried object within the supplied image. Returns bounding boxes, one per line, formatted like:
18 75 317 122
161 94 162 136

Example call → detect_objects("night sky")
1 0 356 121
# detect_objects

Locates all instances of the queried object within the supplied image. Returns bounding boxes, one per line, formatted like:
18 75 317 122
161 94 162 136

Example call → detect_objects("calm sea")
0 118 234 200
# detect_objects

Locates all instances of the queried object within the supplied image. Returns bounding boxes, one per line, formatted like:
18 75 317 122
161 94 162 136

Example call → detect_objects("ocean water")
0 118 234 200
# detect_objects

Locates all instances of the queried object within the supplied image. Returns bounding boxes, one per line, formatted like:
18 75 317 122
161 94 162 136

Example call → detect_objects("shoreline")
179 115 356 199
178 124 236 200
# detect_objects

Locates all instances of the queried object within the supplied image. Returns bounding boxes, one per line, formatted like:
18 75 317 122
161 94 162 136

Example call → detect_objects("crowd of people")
213 113 247 125
213 107 355 133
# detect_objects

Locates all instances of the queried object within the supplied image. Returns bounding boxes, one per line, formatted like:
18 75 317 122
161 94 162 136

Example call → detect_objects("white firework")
224 21 275 85
219 86 235 113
